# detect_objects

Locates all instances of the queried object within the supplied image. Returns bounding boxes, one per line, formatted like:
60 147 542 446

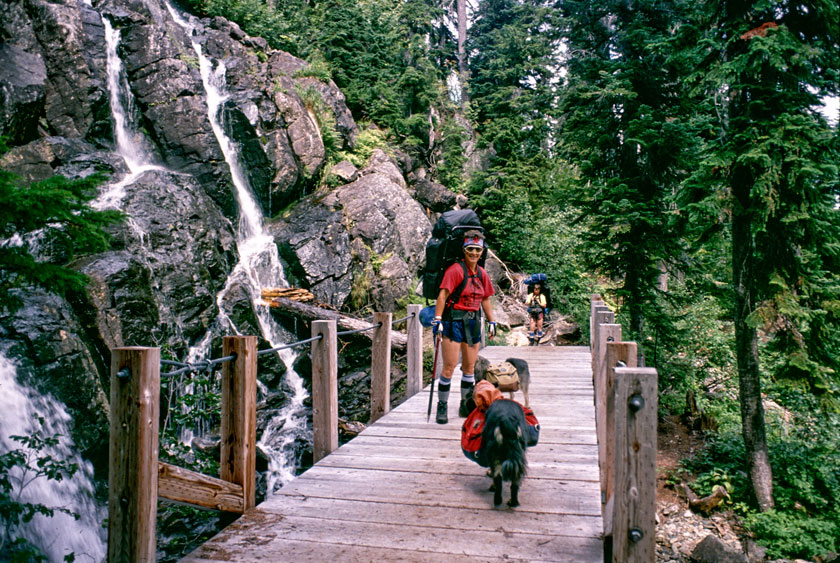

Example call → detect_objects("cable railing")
156 312 417 376
106 305 424 561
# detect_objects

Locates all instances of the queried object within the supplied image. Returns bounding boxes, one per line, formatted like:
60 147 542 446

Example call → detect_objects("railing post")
220 335 257 511
590 294 603 349
595 324 621 502
592 308 614 386
108 346 160 563
602 341 638 537
312 320 338 462
611 366 657 563
371 312 392 422
405 304 423 398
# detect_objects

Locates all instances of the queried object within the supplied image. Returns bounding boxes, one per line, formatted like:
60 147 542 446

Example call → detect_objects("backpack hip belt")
445 308 478 321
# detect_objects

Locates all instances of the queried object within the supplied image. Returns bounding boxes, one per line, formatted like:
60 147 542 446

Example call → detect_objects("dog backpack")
422 209 485 300
485 361 520 392
461 398 541 456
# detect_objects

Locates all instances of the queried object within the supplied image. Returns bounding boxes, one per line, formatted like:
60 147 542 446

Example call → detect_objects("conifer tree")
557 0 695 353
0 154 119 311
468 0 559 165
684 0 840 510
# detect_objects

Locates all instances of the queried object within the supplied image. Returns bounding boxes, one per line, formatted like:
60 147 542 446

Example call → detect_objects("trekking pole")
426 332 441 422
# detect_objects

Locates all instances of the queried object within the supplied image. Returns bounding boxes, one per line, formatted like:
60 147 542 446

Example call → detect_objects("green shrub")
745 510 838 560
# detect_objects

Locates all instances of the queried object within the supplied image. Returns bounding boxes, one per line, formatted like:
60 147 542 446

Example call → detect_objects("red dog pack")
461 381 540 456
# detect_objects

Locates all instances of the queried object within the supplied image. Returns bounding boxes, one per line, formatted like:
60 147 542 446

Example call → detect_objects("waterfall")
93 17 164 211
163 0 309 493
0 354 106 562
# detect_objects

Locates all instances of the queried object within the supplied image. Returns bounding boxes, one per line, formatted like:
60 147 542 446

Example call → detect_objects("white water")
0 354 106 562
93 17 164 211
163 0 309 493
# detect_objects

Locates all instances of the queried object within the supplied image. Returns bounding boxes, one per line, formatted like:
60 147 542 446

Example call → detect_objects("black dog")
479 399 528 507
473 356 531 407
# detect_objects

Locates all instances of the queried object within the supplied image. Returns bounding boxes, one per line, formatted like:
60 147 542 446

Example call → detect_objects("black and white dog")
479 399 529 507
474 355 531 407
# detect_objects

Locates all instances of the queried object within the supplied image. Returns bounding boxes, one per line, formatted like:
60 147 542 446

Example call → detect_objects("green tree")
0 155 120 311
685 0 840 510
557 0 696 355
468 0 559 165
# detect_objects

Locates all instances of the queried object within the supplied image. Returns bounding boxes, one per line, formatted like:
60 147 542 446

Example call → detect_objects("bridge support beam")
610 366 657 563
221 335 257 511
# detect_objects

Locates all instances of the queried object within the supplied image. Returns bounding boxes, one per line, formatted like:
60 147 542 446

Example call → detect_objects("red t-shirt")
440 262 495 311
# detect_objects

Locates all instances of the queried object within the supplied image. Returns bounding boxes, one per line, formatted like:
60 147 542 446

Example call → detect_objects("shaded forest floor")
655 415 759 562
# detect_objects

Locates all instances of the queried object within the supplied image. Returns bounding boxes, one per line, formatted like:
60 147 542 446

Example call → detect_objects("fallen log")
261 287 314 301
682 482 728 515
261 297 407 350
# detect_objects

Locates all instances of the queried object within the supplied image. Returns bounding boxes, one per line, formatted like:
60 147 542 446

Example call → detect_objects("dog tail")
493 421 527 482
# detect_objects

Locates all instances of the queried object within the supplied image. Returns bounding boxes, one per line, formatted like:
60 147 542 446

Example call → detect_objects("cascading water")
0 354 106 562
93 17 164 212
163 0 309 493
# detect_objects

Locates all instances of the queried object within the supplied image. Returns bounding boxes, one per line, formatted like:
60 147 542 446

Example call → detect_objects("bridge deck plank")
181 345 603 562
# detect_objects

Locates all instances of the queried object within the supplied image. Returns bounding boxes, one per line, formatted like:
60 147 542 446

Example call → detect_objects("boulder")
270 152 430 311
690 534 748 563
413 177 457 212
78 169 239 353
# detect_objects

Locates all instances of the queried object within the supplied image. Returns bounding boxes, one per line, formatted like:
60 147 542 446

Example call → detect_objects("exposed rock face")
413 177 457 212
0 290 111 477
270 149 431 310
77 169 240 353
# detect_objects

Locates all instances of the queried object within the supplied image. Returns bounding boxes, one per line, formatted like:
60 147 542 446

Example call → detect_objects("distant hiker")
525 283 547 338
430 230 496 425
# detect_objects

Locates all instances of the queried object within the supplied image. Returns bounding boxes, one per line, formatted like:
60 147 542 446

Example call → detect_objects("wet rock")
0 43 47 145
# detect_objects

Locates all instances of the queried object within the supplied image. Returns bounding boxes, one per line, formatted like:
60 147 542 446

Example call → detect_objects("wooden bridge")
106 298 656 562
181 345 603 562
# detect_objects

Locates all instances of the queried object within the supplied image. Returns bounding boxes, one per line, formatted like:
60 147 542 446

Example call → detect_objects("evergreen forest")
179 0 840 558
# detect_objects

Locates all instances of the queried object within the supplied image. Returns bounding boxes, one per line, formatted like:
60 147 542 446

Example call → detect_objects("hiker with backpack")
430 230 497 425
525 283 547 338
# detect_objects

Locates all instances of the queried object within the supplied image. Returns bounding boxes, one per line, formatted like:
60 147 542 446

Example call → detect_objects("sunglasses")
464 247 483 254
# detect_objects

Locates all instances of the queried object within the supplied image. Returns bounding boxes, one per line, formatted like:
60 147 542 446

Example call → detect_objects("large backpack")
525 273 552 313
422 209 486 300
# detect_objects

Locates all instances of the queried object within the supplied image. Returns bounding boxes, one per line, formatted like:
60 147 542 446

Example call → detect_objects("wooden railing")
107 304 424 561
590 294 657 562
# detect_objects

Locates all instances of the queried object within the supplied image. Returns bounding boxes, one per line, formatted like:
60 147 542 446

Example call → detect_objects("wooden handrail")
108 311 429 559
590 296 657 563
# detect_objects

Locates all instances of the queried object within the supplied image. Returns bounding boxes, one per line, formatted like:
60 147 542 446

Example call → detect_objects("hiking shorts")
442 318 481 345
528 308 544 321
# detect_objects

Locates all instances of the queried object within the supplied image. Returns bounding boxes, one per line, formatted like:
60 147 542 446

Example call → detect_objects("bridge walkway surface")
181 345 603 562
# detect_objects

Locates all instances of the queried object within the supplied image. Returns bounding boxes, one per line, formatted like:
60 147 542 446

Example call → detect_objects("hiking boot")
435 401 448 424
458 397 471 418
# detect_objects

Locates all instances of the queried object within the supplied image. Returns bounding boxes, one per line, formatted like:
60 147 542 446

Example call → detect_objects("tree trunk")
731 202 775 511
457 0 469 104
